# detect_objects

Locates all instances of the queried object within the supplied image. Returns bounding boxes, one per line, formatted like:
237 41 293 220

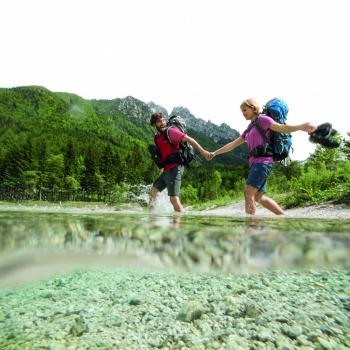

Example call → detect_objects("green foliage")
0 85 244 203
0 86 160 199
341 132 350 160
186 128 247 166
2 85 348 209
22 170 39 196
180 184 198 204
281 158 350 208
308 145 342 167
201 170 222 200
109 183 132 203
45 153 65 191
180 163 247 205
268 161 303 193
65 175 80 192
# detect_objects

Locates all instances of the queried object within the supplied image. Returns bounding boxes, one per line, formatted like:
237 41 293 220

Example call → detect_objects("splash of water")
130 184 174 214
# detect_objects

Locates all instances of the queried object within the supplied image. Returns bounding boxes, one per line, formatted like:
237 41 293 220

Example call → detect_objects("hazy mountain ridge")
170 106 239 143
148 103 240 144
0 86 246 165
90 93 242 145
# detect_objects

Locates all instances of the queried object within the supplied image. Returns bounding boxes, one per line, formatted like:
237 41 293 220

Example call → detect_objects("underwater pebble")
69 317 88 336
282 325 303 338
176 300 204 322
0 268 349 349
128 297 141 305
47 345 66 350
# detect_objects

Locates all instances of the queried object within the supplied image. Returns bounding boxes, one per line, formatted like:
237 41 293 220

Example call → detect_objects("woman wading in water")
210 98 316 215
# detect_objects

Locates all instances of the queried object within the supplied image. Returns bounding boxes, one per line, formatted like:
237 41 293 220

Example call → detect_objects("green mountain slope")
0 86 247 201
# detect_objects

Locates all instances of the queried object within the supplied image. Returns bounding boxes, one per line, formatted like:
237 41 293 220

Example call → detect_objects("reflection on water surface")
0 210 349 288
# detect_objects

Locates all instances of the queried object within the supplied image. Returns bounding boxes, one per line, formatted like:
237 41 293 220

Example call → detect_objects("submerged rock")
69 317 88 336
282 325 303 339
176 300 205 322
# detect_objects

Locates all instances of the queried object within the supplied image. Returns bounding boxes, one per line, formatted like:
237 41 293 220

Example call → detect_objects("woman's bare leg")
244 185 259 215
255 192 285 215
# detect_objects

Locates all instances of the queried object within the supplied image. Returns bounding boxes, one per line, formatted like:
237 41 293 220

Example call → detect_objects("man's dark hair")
150 112 164 126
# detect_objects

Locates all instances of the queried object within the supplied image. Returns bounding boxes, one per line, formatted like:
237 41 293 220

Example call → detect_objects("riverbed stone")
282 325 303 338
1 268 349 349
176 300 205 322
69 317 88 336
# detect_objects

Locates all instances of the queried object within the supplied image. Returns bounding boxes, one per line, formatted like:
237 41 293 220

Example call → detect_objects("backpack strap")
155 128 175 152
254 118 271 144
163 127 175 151
247 117 274 158
243 117 270 144
160 127 182 165
242 121 255 136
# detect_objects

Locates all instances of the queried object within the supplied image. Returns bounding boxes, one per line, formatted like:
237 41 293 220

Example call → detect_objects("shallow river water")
1 204 350 349
1 206 349 289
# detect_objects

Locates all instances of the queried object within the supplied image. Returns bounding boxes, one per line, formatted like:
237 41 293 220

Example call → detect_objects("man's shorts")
153 165 184 197
246 162 273 193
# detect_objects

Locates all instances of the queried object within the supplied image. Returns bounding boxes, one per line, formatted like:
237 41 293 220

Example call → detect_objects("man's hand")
201 150 211 160
204 151 215 161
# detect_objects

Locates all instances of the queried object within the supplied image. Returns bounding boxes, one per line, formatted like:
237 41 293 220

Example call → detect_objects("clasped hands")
203 151 216 161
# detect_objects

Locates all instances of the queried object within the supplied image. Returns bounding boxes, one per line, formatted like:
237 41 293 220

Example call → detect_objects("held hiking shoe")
309 123 341 148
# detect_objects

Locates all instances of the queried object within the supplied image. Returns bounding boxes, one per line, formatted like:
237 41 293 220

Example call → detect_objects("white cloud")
1 0 349 160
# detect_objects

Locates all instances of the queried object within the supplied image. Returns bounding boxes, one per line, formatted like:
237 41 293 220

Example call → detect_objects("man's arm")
182 135 211 159
213 136 245 157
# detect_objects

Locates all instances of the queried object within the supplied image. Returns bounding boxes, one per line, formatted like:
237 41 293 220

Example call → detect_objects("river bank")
1 200 350 219
1 268 349 350
204 201 350 219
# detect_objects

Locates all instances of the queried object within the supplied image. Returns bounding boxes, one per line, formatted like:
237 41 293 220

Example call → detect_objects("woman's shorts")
246 162 273 193
153 165 184 197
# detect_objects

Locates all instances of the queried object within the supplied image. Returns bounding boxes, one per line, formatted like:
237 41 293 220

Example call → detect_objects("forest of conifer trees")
1 86 350 208
0 86 246 203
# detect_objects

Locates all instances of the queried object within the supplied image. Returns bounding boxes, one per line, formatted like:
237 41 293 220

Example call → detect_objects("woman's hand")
204 151 215 161
301 122 317 134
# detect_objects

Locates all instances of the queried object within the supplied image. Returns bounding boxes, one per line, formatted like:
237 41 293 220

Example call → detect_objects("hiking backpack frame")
148 115 195 168
248 98 292 162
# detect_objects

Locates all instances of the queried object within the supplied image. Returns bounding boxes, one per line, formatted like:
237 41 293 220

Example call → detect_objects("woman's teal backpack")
262 97 292 161
249 98 292 162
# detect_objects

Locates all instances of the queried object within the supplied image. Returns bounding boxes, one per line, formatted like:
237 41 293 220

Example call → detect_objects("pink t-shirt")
241 114 274 168
155 127 185 171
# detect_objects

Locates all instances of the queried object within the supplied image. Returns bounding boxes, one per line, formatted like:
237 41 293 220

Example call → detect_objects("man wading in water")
149 113 211 212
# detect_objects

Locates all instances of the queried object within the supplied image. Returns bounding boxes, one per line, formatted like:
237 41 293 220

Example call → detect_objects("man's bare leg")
170 196 184 212
149 187 159 210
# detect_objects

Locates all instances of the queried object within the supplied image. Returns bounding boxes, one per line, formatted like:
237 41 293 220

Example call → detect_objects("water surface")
1 207 349 289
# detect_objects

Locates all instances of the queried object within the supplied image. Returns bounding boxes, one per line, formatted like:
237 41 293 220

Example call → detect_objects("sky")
1 0 349 160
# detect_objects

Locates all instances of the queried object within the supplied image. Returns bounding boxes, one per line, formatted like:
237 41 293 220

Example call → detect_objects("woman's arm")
270 122 316 133
213 136 245 157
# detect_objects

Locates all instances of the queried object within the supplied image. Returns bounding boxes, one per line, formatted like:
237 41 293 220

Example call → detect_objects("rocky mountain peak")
147 101 169 118
102 96 240 144
170 106 239 143
116 96 151 119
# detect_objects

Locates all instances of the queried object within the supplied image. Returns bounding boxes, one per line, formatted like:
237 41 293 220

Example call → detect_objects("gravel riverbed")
1 268 349 349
